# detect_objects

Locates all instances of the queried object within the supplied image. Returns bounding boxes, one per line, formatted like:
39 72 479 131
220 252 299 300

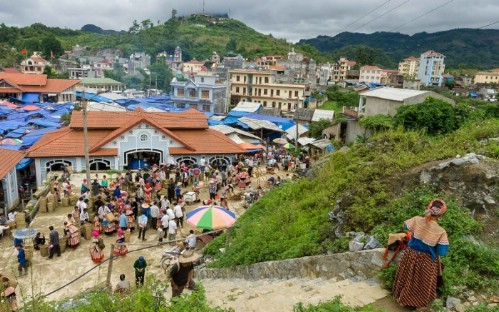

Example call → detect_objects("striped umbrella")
186 205 236 230
272 138 288 145
0 138 22 145
282 143 295 149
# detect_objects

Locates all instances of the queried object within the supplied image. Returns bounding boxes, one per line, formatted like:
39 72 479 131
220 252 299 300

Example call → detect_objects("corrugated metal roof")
238 117 284 132
210 124 262 141
232 101 262 113
285 124 309 141
360 88 427 102
312 109 335 122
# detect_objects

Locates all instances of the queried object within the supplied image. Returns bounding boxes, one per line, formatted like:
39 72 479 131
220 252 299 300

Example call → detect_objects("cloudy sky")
1 0 498 41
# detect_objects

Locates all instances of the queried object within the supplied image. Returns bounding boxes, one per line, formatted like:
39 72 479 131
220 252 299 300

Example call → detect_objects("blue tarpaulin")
29 119 61 128
0 145 23 150
16 158 32 170
76 91 113 103
0 120 28 132
22 93 40 103
7 113 30 121
244 113 295 131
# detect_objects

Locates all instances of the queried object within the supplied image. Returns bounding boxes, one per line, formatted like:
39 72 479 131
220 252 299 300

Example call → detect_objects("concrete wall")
197 248 388 281
1 167 20 215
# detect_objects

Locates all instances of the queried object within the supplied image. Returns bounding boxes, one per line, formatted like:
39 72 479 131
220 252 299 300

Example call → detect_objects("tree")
308 119 333 139
393 97 457 135
359 115 393 132
40 34 63 59
225 38 237 53
129 20 140 34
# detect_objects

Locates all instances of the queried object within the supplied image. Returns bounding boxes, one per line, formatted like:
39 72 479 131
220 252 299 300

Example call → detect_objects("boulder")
446 296 462 310
349 241 364 252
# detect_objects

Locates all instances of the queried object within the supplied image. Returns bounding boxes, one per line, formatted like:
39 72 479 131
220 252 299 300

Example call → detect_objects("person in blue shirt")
114 185 123 199
393 198 449 309
16 244 28 275
118 211 128 231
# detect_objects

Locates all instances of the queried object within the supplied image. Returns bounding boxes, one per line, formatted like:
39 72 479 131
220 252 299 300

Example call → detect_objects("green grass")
294 296 385 312
320 100 342 113
204 118 499 296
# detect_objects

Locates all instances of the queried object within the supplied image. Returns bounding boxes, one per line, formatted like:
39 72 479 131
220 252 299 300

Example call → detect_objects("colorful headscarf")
425 198 447 221
92 230 100 238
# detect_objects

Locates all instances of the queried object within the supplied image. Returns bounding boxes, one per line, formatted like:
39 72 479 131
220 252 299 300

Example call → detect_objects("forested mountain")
298 28 499 69
0 16 325 67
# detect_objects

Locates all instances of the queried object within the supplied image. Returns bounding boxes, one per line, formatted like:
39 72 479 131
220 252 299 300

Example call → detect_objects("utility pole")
106 244 115 287
82 90 91 186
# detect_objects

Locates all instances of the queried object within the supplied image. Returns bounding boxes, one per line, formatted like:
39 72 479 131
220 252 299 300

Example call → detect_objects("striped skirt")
393 247 439 308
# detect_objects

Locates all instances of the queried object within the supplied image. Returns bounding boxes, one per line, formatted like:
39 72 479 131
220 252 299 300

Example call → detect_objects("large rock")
349 241 365 252
447 296 462 309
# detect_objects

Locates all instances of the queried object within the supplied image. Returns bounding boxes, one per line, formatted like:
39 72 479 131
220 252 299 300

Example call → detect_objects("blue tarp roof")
5 127 30 138
244 113 295 131
21 93 40 103
7 112 30 121
0 120 28 132
16 158 33 170
29 119 61 128
76 91 113 103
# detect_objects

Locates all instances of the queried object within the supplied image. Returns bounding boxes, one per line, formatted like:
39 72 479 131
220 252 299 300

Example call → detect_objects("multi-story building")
229 69 307 113
359 65 383 84
330 57 356 82
20 52 51 74
398 56 420 79
170 72 227 113
474 69 499 85
417 50 446 87
128 52 151 74
182 61 206 76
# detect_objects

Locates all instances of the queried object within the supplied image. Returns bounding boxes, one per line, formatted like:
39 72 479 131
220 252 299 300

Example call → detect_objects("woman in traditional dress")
66 222 80 248
144 183 153 201
93 214 102 234
90 230 104 263
113 228 128 256
126 208 135 232
393 198 449 309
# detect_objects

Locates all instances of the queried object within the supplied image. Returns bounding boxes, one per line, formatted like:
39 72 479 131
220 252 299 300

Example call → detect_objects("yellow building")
474 69 499 84
230 69 307 112
398 56 419 79
331 57 356 82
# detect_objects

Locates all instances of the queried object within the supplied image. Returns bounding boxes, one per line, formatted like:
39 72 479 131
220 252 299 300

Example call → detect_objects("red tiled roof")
269 65 285 71
70 109 208 130
29 110 246 158
169 129 246 155
0 148 26 178
22 79 80 93
28 128 114 157
0 73 47 86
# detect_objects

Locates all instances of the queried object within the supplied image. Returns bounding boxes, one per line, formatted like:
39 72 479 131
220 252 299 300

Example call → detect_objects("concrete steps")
200 276 389 312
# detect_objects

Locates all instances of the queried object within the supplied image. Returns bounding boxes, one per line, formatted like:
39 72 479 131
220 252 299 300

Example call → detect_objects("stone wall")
197 248 389 281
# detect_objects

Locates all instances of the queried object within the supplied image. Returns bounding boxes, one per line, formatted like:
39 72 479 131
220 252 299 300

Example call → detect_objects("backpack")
98 237 106 250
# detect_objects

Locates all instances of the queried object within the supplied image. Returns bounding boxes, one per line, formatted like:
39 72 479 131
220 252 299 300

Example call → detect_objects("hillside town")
0 11 498 312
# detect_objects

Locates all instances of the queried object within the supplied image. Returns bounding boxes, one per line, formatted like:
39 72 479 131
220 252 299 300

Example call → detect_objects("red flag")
21 48 27 54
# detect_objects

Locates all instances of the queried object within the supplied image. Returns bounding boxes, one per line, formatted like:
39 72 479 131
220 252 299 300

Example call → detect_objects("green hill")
0 16 325 65
298 28 499 69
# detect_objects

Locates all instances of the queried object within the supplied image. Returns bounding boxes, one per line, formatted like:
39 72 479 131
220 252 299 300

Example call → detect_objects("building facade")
20 52 51 75
417 50 446 87
170 73 228 113
359 66 383 84
398 56 419 79
0 149 24 215
474 69 499 85
229 69 306 113
28 109 246 186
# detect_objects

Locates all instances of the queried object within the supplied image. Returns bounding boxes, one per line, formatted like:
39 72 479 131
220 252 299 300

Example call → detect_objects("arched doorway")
175 156 197 167
46 160 72 172
208 156 231 169
125 149 163 170
89 159 111 171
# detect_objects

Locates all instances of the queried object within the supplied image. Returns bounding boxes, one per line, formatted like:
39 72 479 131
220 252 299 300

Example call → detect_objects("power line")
389 0 455 32
478 20 499 29
352 0 411 32
334 0 392 35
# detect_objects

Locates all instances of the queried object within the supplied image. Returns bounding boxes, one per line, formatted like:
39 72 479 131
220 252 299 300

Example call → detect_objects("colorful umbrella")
192 168 201 176
186 205 236 230
272 138 288 145
0 138 22 145
282 143 295 149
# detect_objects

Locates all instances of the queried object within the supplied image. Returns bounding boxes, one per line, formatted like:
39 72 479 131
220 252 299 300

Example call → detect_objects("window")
294 91 298 97
140 134 148 142
177 88 184 96
200 77 205 83
203 105 210 112
201 90 209 99
188 89 195 97
236 75 240 82
235 87 240 93
263 101 267 107
243 87 246 94
276 90 280 96
264 77 269 83
264 89 268 95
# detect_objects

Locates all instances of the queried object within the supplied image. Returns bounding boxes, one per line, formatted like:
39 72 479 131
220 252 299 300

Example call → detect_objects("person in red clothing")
393 198 449 309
